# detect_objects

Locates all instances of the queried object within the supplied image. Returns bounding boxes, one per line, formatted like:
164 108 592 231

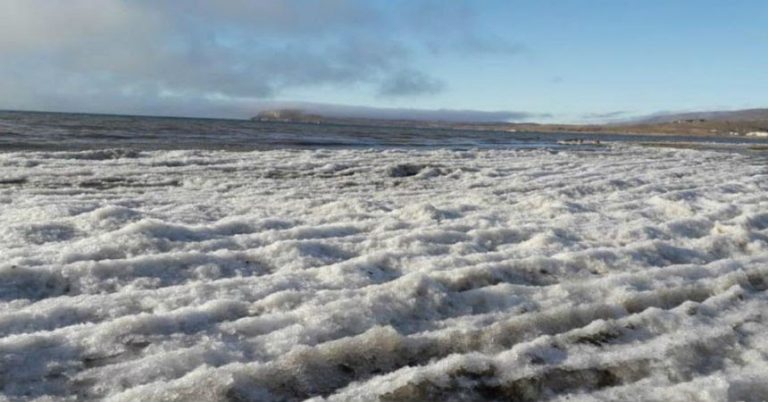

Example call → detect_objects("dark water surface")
1 110 766 152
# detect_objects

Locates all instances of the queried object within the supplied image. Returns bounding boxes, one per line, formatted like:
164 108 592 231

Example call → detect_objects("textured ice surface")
0 146 767 401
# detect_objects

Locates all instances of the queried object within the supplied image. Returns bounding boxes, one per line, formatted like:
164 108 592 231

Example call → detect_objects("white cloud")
0 1 526 117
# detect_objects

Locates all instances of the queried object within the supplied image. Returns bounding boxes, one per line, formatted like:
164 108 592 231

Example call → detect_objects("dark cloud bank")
0 0 533 121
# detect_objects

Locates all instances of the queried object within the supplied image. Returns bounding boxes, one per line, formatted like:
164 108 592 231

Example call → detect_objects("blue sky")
0 1 765 122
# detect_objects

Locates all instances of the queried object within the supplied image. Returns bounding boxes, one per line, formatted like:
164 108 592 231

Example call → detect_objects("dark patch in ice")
746 213 768 230
82 335 151 369
607 178 647 190
22 223 78 244
630 242 706 267
0 267 72 302
262 169 302 179
0 177 27 185
360 260 403 284
386 163 425 177
78 177 181 190
380 362 650 402
445 267 553 292
149 158 229 168
258 167 362 180
291 225 362 241
0 336 83 400
746 272 768 291
573 328 623 346
667 218 713 239
54 149 143 160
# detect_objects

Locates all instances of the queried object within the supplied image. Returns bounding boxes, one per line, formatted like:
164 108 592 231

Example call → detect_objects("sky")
0 0 766 122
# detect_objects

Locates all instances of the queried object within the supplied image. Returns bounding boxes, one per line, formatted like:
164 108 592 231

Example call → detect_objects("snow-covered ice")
0 145 767 401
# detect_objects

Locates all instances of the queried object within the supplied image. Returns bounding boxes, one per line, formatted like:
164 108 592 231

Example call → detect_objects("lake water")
2 110 766 151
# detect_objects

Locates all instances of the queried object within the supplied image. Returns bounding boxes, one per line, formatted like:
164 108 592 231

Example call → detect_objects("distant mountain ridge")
253 109 324 123
633 108 768 124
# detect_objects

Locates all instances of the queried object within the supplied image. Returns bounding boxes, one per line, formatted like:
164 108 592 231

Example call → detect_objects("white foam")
0 145 766 400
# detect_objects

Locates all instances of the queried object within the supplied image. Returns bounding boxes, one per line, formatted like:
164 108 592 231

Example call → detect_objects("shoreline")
253 117 768 140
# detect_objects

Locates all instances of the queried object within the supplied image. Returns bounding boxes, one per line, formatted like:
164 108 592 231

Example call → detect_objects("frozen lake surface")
1 145 767 401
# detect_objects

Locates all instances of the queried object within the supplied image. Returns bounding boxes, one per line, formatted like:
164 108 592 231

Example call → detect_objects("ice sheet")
0 145 766 401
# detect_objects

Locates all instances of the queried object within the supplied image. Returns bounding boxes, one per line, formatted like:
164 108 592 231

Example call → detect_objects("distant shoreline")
251 118 768 139
252 108 768 139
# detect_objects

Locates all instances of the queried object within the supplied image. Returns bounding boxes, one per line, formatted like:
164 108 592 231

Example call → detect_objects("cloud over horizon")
0 0 528 118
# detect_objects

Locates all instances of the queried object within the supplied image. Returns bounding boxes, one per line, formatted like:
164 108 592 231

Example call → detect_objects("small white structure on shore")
745 131 768 137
